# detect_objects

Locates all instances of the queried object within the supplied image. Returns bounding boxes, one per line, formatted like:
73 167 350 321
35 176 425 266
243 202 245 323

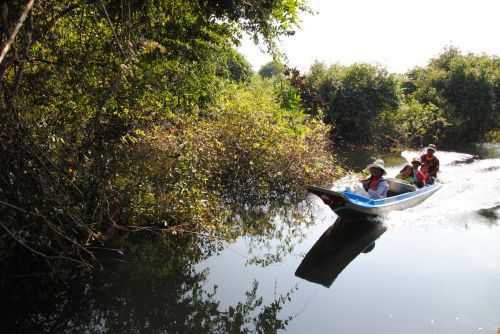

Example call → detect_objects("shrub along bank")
122 80 340 233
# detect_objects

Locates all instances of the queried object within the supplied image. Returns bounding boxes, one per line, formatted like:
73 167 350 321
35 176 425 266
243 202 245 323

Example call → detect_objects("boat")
307 178 442 217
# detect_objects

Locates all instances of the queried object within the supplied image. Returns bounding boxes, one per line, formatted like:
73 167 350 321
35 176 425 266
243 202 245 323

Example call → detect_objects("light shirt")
367 179 389 199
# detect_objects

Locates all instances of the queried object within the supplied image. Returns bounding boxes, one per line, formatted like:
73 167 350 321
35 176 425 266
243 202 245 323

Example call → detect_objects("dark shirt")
420 154 439 177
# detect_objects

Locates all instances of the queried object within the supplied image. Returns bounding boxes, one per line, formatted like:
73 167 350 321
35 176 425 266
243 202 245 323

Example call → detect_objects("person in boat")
420 144 439 184
396 159 426 188
420 164 433 185
395 164 414 184
360 159 389 199
410 158 426 188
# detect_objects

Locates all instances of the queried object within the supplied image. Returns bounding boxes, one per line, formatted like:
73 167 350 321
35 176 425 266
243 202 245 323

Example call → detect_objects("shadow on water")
295 215 387 288
476 204 500 224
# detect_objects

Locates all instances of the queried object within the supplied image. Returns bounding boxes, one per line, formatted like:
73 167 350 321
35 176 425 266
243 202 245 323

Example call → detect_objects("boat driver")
420 144 439 184
361 159 389 199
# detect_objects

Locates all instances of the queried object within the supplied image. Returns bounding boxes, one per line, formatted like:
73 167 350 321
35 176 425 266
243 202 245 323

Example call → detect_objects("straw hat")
399 163 413 174
425 144 437 152
411 157 421 166
366 159 387 175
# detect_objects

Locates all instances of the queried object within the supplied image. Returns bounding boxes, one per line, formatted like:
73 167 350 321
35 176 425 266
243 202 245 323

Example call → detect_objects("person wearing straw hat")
410 157 426 188
396 159 426 188
361 159 389 199
420 144 439 184
396 164 414 184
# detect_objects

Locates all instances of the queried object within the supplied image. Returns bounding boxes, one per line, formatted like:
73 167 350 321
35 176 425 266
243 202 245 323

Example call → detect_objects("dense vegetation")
403 48 500 144
0 0 339 297
0 1 340 331
262 47 500 148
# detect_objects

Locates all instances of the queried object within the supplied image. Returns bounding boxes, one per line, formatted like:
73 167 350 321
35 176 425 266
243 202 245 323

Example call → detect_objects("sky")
239 0 500 74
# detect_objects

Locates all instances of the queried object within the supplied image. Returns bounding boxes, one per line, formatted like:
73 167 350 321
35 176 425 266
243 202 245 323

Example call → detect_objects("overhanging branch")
0 0 35 66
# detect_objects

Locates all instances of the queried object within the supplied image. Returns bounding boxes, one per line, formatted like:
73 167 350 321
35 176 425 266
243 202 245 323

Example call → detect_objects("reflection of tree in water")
227 201 315 267
3 233 295 334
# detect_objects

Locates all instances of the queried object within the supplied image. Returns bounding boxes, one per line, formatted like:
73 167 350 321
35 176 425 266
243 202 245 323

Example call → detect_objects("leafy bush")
258 61 285 78
288 62 401 144
129 80 341 234
375 99 450 147
405 47 500 143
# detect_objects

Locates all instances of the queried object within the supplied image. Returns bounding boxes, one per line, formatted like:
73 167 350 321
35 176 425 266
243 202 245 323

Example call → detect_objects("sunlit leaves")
404 47 500 143
291 62 400 144
127 78 340 241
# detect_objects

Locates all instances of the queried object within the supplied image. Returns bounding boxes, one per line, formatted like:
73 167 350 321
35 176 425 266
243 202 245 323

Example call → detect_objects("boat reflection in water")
295 215 387 288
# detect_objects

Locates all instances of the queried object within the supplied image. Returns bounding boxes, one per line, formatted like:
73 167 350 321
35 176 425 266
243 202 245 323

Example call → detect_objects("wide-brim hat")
411 157 421 166
366 159 387 175
399 163 412 173
425 144 437 152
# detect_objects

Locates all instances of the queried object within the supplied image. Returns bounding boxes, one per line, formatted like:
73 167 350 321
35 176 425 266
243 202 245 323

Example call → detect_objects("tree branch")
0 0 35 66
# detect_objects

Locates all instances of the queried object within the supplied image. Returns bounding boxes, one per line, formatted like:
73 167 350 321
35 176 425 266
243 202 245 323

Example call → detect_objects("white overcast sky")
239 0 500 73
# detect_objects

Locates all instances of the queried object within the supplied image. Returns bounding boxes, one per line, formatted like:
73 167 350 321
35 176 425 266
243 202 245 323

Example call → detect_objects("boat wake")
386 153 500 227
331 149 500 228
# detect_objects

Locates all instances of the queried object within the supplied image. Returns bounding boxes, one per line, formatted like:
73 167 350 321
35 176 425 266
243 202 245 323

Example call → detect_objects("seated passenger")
420 164 434 185
397 160 427 188
361 159 389 199
410 158 426 188
396 164 414 184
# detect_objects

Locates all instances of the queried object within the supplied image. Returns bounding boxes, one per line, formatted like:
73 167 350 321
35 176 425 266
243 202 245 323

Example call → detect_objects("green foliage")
193 80 339 203
218 49 254 83
290 49 500 147
375 99 450 147
405 47 500 143
326 63 400 144
284 66 324 116
258 61 285 78
128 79 340 234
290 62 400 144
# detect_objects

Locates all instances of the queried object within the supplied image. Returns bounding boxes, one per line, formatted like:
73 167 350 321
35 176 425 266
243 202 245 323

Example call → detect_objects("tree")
219 49 253 82
258 61 284 78
405 47 500 143
291 62 400 144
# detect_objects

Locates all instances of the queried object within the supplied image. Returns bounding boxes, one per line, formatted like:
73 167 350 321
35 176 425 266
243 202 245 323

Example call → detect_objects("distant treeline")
260 47 500 147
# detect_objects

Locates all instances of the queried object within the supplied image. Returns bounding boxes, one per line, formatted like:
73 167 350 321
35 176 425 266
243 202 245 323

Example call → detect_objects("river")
5 145 500 333
197 144 500 334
